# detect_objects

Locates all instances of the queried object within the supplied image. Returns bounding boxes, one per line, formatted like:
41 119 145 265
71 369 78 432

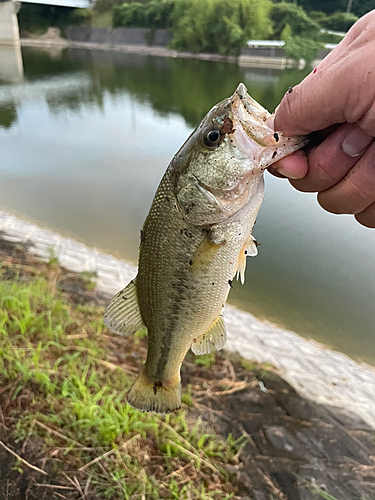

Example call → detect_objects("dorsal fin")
191 315 227 355
104 278 145 336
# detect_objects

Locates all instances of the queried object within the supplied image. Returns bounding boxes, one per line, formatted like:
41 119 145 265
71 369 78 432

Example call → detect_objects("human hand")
272 10 375 228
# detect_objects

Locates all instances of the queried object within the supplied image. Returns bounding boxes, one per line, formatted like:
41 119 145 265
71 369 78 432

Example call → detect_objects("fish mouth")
229 83 308 168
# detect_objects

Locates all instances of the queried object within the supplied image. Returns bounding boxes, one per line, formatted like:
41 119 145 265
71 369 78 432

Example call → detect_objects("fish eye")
203 127 221 148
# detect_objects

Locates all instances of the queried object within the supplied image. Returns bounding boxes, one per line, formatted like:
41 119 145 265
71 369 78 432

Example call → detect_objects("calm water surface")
1 47 374 364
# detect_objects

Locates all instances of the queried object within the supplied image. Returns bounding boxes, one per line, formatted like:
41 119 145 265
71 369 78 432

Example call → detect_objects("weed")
194 351 216 368
47 246 59 267
81 271 97 291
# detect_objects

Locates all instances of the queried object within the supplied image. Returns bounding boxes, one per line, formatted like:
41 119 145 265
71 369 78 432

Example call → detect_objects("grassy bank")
0 245 243 499
0 241 373 499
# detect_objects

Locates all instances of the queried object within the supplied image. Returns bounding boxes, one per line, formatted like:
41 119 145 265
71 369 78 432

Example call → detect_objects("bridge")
0 0 90 83
20 0 91 7
0 0 90 48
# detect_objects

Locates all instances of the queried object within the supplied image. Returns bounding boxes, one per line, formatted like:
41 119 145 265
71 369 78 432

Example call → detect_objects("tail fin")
127 370 181 414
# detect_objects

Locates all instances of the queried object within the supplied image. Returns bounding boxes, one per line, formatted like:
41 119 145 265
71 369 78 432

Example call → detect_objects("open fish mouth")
230 83 308 166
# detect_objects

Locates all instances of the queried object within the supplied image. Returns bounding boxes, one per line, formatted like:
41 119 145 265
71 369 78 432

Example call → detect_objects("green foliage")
194 351 216 368
91 11 113 27
351 0 375 17
18 5 85 34
308 10 329 25
0 265 243 499
283 32 323 65
171 0 272 55
270 2 320 39
297 0 347 15
112 0 175 29
112 0 271 55
320 12 358 32
300 0 375 17
81 271 97 291
319 31 344 44
95 0 125 15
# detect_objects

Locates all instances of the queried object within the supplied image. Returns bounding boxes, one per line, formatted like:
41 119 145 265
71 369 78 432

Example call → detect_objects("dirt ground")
0 239 375 500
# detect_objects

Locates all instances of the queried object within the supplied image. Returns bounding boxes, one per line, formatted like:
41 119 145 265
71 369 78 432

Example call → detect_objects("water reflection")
0 47 374 364
0 46 23 85
6 47 310 129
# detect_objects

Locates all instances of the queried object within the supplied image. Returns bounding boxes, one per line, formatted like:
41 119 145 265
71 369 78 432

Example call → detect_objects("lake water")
1 46 374 365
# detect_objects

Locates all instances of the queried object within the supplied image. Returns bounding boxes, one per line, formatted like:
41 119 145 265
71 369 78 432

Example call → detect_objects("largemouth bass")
104 83 307 413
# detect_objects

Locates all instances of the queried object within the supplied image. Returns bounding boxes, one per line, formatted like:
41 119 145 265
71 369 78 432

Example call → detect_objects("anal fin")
104 278 145 336
191 316 227 355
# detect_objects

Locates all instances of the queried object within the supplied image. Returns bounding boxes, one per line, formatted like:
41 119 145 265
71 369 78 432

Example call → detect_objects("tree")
320 11 358 31
297 0 347 14
270 2 320 39
171 0 273 55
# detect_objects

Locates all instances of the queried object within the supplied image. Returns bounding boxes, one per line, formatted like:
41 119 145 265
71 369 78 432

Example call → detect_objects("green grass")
194 352 216 368
0 261 241 499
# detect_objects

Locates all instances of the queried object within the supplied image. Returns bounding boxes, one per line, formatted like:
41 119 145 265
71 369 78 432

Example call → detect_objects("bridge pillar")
0 2 23 83
0 1 20 46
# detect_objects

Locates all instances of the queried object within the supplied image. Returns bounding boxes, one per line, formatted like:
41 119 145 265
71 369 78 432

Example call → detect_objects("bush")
308 10 329 25
352 0 375 18
270 2 320 39
95 0 124 15
18 5 84 33
297 0 347 15
320 12 358 32
284 34 323 65
112 0 175 29
171 0 272 55
112 0 272 56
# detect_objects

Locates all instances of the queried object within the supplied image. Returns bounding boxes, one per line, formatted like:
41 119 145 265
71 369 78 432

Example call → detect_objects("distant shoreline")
20 36 323 69
21 36 238 63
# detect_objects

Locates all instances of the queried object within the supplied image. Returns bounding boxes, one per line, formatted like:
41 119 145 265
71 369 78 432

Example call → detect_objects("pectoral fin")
191 315 227 355
103 278 145 336
235 235 259 284
190 234 223 271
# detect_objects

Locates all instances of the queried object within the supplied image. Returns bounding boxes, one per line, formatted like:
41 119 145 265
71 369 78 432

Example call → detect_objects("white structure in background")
21 0 90 5
0 2 23 83
239 39 303 69
246 40 285 48
239 38 341 69
320 28 346 38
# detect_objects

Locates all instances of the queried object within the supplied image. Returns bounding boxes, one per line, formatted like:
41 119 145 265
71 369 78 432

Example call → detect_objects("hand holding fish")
272 10 375 228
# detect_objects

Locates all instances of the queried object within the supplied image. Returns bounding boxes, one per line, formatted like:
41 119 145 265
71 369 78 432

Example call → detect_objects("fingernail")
342 128 373 157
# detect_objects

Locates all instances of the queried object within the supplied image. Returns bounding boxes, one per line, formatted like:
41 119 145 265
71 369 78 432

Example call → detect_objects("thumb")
274 17 375 137
274 65 348 137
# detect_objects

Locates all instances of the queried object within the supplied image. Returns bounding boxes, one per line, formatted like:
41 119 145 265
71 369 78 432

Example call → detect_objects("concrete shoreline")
20 37 238 64
1 209 375 429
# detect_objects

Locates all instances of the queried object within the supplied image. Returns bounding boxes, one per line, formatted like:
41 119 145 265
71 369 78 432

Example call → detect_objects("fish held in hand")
104 83 307 414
